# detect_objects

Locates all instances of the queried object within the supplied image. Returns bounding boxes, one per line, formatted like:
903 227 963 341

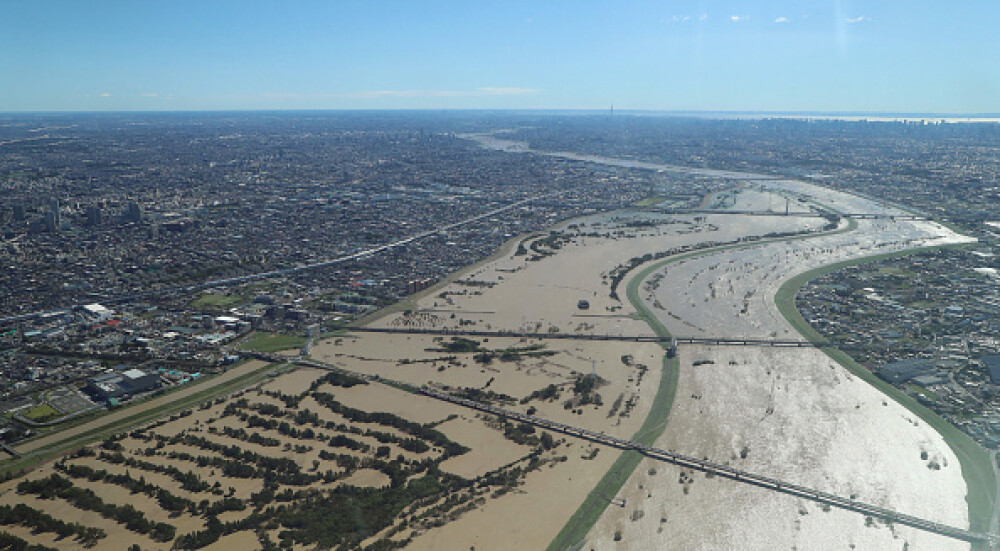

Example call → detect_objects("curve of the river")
467 131 982 550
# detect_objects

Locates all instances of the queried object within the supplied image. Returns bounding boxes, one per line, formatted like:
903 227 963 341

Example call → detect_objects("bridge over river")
295 356 997 547
647 207 927 220
343 326 851 349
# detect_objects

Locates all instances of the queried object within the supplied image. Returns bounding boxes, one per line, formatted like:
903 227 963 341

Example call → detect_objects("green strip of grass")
633 196 667 207
774 244 996 542
238 332 307 353
546 355 679 551
22 404 60 422
547 246 687 551
190 292 244 309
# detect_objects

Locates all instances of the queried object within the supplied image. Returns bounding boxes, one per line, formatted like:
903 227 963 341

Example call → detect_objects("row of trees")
55 462 195 514
0 531 59 551
311 393 470 457
99 450 212 492
0 504 105 547
17 474 176 542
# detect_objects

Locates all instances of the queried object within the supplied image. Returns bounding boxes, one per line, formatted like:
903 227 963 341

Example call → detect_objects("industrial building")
80 303 114 323
85 368 159 402
878 358 938 384
86 373 126 400
120 368 159 393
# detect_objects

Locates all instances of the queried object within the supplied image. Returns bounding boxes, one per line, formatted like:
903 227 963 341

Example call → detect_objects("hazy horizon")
3 109 1000 120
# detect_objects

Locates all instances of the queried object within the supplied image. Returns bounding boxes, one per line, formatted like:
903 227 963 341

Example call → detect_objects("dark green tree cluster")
432 337 482 353
16 474 175 542
98 451 211 492
451 387 517 406
310 371 368 390
0 531 59 551
270 474 452 549
55 462 195 514
0 503 105 547
311 393 470 457
209 425 281 447
520 383 561 404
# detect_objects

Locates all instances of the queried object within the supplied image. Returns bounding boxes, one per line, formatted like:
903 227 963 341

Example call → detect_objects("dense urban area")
799 247 1000 449
2 112 1000 549
3 113 1000 440
0 113 722 439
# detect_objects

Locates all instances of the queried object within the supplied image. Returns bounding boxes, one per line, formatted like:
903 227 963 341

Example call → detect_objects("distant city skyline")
2 1 998 113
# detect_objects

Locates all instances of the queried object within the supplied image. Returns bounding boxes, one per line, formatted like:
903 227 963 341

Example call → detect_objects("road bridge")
343 326 848 349
646 208 927 220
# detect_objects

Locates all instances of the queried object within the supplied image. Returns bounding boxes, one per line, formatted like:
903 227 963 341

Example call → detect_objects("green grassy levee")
548 215 858 550
546 252 680 551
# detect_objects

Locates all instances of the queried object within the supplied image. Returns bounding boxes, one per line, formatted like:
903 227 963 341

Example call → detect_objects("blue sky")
1 1 997 113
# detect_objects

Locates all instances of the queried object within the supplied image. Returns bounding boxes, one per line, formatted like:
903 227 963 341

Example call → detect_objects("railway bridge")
421 385 994 546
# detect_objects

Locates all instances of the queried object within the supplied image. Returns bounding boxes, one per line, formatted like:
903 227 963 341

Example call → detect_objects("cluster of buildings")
407 278 436 295
5 112 995 452
0 112 686 444
86 368 159 403
512 117 1000 237
799 247 1000 448
0 113 663 320
0 300 231 399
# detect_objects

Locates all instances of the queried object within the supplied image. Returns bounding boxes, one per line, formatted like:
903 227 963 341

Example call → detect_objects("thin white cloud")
670 14 692 23
98 92 111 97
730 15 748 22
699 13 708 21
774 16 789 23
846 16 866 23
